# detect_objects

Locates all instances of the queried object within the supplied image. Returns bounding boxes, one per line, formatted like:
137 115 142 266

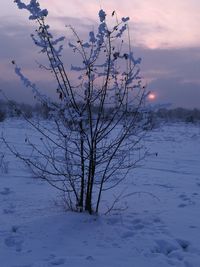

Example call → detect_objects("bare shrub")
6 1 149 214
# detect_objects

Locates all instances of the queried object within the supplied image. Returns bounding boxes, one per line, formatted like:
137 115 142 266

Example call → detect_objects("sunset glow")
148 93 156 101
0 0 200 108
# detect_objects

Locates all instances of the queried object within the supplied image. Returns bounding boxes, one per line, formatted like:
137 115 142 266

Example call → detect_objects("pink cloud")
37 0 200 49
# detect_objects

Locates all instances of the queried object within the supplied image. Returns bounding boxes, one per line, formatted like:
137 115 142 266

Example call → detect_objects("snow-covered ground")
0 119 200 267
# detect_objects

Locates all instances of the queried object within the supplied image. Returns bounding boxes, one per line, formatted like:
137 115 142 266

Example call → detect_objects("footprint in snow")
121 231 135 239
106 217 121 225
49 258 66 266
0 187 12 195
178 203 187 208
152 238 192 264
3 204 16 214
189 225 197 229
176 239 190 251
196 179 200 186
112 242 121 248
179 193 190 201
152 239 179 256
178 201 195 208
85 255 95 261
4 235 24 252
178 193 196 208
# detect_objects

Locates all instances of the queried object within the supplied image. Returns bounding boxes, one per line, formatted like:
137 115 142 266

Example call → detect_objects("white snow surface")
0 119 200 267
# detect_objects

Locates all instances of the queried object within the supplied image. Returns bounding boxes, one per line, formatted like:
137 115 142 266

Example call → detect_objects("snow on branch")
14 0 48 20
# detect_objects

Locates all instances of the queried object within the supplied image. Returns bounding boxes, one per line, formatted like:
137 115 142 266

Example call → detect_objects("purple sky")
1 0 200 108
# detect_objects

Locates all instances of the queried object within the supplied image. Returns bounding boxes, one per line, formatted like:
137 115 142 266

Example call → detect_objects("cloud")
38 0 200 49
137 47 200 79
0 17 37 64
7 0 200 49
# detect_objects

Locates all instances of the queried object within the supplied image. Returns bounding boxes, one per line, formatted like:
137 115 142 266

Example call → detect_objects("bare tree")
8 0 149 214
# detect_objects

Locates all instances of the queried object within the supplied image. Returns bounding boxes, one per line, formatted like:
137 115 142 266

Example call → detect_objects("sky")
0 0 200 108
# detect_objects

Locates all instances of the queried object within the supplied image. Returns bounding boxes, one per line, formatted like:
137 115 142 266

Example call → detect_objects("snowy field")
0 119 200 267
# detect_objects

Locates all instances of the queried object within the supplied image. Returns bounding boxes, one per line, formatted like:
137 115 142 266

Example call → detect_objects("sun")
148 93 156 101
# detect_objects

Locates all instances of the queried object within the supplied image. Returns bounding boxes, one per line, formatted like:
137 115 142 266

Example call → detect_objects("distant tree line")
153 107 200 124
145 107 200 128
0 100 200 125
0 100 51 121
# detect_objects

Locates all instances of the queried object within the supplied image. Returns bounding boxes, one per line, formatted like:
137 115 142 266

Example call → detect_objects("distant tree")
0 103 6 122
155 107 200 124
19 103 33 119
0 110 6 122
7 0 149 214
37 103 51 119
